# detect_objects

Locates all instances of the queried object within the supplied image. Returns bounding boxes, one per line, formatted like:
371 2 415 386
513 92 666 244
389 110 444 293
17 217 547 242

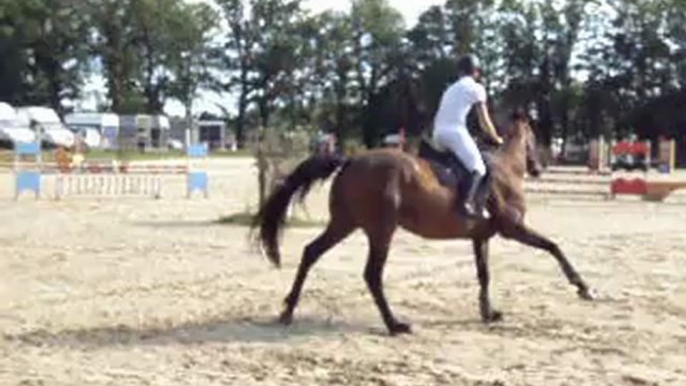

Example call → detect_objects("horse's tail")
251 154 349 268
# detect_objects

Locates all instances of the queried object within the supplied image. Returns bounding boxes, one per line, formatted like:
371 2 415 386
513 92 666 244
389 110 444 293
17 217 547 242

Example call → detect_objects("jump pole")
13 142 42 200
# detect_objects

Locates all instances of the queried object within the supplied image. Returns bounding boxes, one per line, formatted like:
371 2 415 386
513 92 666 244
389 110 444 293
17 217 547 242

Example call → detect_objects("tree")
578 0 682 142
2 0 682 159
444 0 499 93
407 6 456 120
129 0 176 113
0 0 31 104
350 0 405 146
215 0 253 146
305 11 355 143
87 0 141 113
216 0 310 144
495 0 591 147
0 0 89 112
407 5 450 67
249 0 308 128
497 0 539 116
167 2 220 122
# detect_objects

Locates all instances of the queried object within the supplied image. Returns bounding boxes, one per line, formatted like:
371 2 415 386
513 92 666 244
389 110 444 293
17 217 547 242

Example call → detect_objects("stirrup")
459 171 489 220
462 202 490 220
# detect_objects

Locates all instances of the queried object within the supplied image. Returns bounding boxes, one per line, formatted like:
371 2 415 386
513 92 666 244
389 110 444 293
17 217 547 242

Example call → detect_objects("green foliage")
86 0 220 114
0 0 220 114
0 0 90 111
251 127 311 206
167 1 220 119
0 0 685 163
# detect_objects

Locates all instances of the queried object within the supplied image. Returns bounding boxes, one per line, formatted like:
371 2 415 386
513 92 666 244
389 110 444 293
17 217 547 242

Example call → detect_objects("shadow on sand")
130 220 221 228
6 315 377 349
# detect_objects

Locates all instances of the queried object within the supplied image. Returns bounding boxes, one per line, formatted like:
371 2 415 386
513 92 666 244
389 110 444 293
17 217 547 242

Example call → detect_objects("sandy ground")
1 157 686 386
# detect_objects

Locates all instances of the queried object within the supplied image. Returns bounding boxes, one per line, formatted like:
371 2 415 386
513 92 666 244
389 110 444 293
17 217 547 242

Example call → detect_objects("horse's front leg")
473 238 503 323
500 222 593 301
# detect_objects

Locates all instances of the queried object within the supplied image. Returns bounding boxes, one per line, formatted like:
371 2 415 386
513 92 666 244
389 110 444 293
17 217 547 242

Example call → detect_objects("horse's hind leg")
364 230 410 335
360 173 409 335
279 220 355 325
501 222 593 301
473 238 503 323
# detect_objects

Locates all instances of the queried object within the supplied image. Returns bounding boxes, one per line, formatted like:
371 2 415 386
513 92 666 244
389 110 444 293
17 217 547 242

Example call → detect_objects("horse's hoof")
578 288 595 301
482 310 504 323
278 311 293 326
388 322 412 336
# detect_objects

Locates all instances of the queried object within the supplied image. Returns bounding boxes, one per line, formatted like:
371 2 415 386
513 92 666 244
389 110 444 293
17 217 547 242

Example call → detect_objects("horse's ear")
498 121 516 140
511 107 527 122
495 124 507 137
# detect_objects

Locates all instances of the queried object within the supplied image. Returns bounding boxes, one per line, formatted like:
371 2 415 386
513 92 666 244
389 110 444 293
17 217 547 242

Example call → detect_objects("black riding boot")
460 172 490 219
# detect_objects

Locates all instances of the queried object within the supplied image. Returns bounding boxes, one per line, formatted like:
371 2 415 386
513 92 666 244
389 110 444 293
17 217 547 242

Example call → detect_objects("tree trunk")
259 98 270 129
234 65 250 147
236 99 246 148
185 97 193 145
46 60 62 114
102 15 126 114
333 70 348 150
256 129 267 207
143 41 160 114
537 54 554 147
110 61 125 113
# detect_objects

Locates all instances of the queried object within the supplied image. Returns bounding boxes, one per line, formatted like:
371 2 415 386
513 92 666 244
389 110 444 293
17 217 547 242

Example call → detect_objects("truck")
0 102 36 148
17 106 75 149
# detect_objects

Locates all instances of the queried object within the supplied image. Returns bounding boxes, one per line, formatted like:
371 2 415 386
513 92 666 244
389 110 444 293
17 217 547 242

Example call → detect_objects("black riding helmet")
457 54 482 76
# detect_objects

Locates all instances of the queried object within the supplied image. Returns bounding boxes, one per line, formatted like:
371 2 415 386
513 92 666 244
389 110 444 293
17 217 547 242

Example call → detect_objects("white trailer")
17 106 75 148
64 112 117 149
0 102 36 147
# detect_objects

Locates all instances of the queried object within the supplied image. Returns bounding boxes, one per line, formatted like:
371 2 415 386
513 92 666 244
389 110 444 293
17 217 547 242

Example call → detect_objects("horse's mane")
487 110 531 216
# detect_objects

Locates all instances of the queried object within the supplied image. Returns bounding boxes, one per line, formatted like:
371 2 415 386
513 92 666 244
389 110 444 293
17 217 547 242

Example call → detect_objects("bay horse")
251 112 593 335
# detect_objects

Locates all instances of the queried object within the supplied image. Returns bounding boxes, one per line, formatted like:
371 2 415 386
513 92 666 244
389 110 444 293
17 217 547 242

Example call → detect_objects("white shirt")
433 76 487 134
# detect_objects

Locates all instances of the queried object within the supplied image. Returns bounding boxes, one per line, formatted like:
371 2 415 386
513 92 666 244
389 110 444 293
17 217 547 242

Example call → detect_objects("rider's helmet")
457 54 482 76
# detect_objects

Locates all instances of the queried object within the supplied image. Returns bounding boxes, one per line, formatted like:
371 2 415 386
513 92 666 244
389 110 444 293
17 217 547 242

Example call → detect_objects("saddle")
417 139 493 203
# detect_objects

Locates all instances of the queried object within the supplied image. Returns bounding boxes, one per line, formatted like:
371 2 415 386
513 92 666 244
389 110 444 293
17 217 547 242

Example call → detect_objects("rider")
432 54 503 219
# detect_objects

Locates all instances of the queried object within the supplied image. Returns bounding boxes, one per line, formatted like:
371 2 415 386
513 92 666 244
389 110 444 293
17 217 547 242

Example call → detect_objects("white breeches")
433 126 486 176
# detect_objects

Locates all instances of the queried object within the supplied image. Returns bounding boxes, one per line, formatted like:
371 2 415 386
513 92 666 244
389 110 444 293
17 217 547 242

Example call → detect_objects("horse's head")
504 108 542 178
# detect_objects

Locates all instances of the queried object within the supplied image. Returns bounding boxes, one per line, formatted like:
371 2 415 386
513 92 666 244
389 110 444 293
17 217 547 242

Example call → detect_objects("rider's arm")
472 83 503 145
476 102 503 144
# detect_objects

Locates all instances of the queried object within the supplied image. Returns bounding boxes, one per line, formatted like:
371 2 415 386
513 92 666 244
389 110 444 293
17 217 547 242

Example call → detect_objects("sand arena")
1 157 686 385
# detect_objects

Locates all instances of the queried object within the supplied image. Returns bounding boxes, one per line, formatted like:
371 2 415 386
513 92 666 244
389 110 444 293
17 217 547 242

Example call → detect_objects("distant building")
119 114 170 151
170 117 232 151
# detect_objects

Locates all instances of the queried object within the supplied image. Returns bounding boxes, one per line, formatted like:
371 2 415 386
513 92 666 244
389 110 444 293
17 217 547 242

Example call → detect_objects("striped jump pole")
186 143 209 198
14 142 42 200
55 172 162 200
609 139 651 199
658 138 676 174
12 140 210 201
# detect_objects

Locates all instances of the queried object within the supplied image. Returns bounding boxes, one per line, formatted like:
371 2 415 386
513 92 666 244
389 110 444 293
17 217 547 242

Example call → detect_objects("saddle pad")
417 139 493 190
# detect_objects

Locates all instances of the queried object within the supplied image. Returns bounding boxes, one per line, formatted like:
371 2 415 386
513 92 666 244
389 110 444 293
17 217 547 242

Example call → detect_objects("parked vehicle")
64 112 118 149
17 106 75 148
167 138 184 150
552 136 590 165
0 102 36 148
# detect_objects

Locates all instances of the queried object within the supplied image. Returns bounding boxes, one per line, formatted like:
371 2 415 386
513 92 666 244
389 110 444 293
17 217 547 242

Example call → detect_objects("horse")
251 111 594 336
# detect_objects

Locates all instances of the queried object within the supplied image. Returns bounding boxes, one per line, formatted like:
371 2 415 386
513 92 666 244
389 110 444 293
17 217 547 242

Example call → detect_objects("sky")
186 0 445 26
303 0 444 27
78 0 446 117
